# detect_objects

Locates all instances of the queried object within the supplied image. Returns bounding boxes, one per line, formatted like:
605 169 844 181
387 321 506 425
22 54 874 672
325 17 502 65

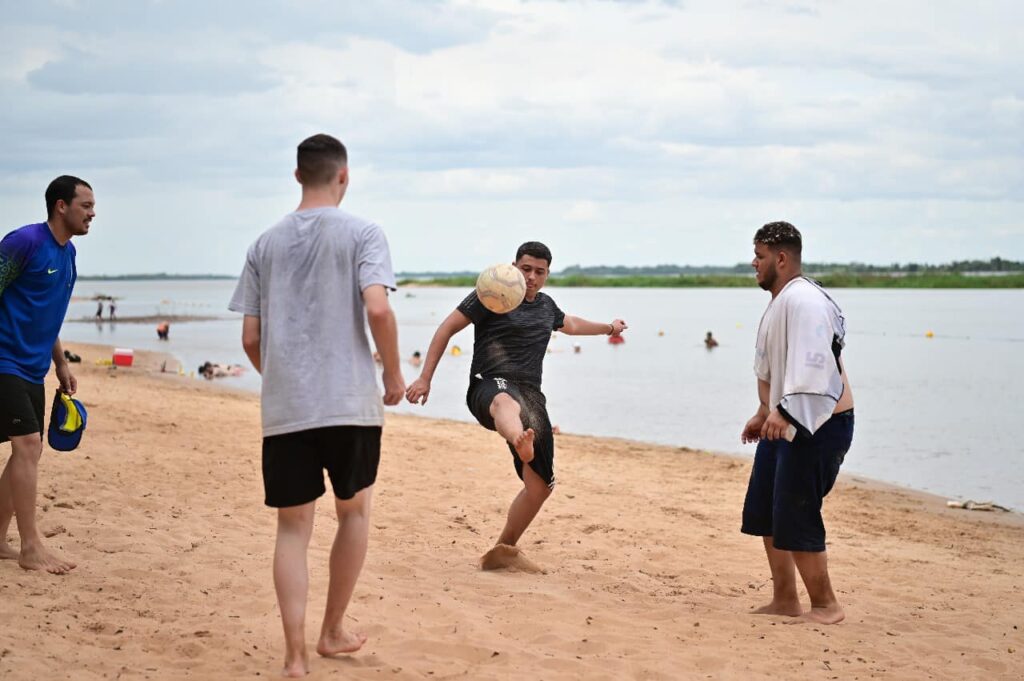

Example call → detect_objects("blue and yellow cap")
48 391 87 452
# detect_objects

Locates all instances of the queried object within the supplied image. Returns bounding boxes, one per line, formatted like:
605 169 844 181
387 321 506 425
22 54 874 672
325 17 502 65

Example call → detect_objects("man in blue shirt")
0 175 94 574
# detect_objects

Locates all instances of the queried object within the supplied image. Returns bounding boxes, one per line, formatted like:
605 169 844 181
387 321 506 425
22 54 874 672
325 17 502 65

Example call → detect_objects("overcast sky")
1 0 1021 275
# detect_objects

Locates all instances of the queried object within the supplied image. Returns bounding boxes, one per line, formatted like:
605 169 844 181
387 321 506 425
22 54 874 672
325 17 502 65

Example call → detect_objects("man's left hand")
759 409 792 441
55 362 77 395
609 319 628 336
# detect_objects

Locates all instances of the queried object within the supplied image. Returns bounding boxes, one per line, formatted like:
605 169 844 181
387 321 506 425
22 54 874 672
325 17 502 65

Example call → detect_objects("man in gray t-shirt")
229 134 404 677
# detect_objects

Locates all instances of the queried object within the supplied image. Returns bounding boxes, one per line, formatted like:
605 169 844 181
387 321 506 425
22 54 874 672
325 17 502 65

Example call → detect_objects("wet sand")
0 342 1021 680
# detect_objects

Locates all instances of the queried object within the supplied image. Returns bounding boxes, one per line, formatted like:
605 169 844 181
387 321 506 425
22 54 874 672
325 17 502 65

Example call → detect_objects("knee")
526 478 553 502
489 393 520 418
277 504 316 534
335 488 372 519
11 438 43 463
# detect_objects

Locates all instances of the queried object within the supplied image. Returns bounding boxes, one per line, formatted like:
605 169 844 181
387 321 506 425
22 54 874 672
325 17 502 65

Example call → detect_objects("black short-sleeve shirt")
457 290 566 389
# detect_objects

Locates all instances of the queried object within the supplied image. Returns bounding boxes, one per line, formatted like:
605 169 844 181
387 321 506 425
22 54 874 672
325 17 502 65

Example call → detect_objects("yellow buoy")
925 331 934 338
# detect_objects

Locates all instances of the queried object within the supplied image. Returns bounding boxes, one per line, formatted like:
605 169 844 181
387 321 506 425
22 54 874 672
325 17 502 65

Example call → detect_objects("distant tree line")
79 258 1023 281
557 257 1023 277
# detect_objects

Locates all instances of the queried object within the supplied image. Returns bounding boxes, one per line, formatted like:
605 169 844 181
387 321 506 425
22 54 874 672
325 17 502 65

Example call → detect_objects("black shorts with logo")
261 425 381 508
466 375 555 488
0 374 45 444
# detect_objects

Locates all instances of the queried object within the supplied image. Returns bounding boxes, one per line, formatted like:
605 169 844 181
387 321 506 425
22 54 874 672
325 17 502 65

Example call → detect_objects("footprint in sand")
479 544 545 573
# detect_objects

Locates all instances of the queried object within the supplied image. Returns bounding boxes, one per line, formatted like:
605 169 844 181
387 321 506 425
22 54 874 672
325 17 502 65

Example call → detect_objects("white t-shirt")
229 207 396 437
754 276 846 436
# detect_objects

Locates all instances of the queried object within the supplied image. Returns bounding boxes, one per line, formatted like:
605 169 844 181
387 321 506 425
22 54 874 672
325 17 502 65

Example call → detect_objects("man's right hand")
741 413 766 444
382 370 406 406
405 377 431 405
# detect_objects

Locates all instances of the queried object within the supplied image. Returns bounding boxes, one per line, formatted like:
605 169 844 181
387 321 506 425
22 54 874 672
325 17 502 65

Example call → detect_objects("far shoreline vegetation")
398 257 1024 289
80 258 1024 288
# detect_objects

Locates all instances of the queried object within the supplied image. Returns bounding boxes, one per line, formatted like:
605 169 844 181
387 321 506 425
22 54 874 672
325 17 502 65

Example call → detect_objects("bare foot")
316 630 367 657
795 604 845 625
18 543 76 575
281 651 309 678
512 428 535 464
0 542 18 560
751 600 802 617
479 543 544 573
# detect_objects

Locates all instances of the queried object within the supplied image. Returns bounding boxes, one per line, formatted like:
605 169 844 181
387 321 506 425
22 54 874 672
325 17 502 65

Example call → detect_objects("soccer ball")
476 263 527 314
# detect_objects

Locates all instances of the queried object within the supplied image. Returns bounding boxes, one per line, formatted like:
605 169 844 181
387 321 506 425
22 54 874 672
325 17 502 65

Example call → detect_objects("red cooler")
112 348 134 367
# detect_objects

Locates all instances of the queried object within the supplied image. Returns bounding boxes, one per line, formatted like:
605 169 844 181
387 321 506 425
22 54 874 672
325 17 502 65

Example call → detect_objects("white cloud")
0 0 1021 274
564 201 600 223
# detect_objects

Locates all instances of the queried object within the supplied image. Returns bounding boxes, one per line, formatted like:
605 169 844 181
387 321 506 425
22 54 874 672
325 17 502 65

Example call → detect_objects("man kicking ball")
406 241 626 569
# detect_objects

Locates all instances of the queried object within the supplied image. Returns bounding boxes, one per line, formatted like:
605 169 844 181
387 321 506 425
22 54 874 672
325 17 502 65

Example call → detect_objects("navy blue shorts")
741 410 854 552
466 376 555 488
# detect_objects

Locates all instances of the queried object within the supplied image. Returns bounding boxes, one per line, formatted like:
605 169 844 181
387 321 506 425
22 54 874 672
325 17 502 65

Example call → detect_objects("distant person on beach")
406 241 626 570
95 300 103 320
409 351 422 367
0 175 94 575
229 134 403 677
156 321 170 341
739 221 855 625
704 331 719 349
198 361 243 379
108 299 116 320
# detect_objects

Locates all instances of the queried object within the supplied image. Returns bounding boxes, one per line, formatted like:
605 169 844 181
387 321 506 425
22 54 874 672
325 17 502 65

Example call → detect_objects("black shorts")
466 375 555 488
261 425 381 508
741 410 854 552
0 373 45 444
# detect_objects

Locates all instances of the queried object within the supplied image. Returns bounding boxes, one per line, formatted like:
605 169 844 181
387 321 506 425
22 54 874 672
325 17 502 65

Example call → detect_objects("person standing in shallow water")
230 134 404 677
739 221 855 625
0 175 94 575
406 241 627 570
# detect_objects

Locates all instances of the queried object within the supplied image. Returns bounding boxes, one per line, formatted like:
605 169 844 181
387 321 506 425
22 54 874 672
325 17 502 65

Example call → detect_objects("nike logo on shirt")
47 268 59 274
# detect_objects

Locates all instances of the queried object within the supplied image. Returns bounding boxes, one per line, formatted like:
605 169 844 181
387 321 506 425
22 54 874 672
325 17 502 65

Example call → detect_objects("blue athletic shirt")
0 223 77 383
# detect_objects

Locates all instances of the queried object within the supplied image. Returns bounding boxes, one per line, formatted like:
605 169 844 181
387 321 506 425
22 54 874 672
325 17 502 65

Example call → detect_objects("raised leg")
489 393 534 463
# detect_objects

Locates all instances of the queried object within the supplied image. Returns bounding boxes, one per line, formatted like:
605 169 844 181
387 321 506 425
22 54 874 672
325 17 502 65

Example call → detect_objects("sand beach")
1 343 1021 680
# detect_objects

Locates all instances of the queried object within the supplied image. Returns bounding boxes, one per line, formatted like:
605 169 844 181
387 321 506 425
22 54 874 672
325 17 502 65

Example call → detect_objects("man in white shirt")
230 134 405 676
739 221 855 625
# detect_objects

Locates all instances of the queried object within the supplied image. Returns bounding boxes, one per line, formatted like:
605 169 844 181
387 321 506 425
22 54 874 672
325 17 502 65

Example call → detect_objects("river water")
62 280 1024 511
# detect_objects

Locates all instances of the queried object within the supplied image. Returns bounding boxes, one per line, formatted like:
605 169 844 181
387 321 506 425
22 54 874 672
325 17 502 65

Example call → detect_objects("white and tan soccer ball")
476 263 527 314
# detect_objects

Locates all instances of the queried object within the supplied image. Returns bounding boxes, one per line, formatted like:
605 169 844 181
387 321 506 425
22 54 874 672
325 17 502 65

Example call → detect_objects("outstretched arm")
405 309 471 405
560 315 627 337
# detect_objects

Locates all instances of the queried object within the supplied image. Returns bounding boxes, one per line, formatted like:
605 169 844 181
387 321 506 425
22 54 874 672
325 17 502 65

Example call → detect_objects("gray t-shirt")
229 207 396 437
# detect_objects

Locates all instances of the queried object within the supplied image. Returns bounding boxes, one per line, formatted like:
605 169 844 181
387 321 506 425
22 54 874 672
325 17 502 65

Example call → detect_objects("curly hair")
753 221 802 257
